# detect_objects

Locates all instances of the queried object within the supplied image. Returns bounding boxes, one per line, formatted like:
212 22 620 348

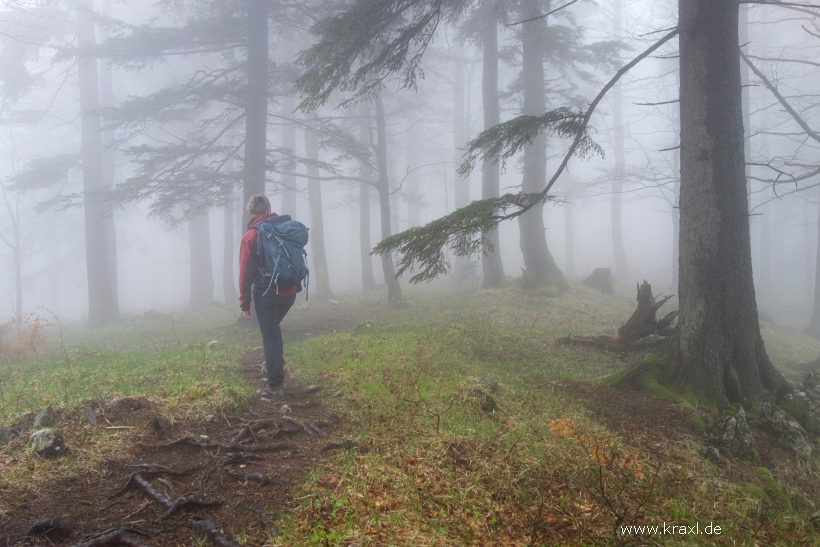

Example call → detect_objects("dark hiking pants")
254 292 296 387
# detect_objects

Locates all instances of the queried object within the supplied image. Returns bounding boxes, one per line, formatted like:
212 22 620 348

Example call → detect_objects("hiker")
239 194 304 392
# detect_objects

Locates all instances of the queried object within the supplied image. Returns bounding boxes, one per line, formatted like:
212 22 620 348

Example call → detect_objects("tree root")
147 436 295 453
279 416 315 437
319 439 361 453
186 517 238 547
224 469 285 486
67 528 154 547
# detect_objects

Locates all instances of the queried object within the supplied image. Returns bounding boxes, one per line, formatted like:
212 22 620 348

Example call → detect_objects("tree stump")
583 268 614 294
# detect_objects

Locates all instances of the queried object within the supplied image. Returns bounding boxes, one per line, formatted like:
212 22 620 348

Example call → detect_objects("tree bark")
358 103 377 291
242 0 268 227
518 0 567 292
564 196 575 278
480 3 505 287
673 0 789 407
610 0 631 283
305 115 333 299
222 191 239 304
453 46 472 280
279 94 299 215
374 94 402 304
77 0 119 327
188 213 214 309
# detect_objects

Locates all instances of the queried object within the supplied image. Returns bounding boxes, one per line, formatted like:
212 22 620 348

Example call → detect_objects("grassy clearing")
272 283 820 546
2 281 820 545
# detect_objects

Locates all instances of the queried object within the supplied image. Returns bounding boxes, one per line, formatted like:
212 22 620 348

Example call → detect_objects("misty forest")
4 0 820 545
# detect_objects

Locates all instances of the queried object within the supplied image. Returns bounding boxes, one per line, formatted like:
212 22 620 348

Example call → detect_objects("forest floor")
2 282 820 546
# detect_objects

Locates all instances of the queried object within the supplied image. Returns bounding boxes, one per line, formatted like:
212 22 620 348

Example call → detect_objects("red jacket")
239 212 297 310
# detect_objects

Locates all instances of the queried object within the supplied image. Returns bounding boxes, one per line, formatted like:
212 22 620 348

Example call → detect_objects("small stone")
256 388 273 397
83 406 96 426
811 511 820 528
34 405 56 427
252 346 262 351
304 385 322 394
698 445 721 464
332 390 344 398
199 435 210 441
207 340 218 349
204 415 215 423
30 428 66 459
281 404 291 413
26 518 72 540
0 425 9 442
327 413 341 423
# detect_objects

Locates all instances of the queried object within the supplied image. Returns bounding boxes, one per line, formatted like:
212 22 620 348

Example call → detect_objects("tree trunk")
673 0 789 407
564 197 575 278
279 94 298 215
804 198 820 338
358 104 377 291
188 212 214 309
77 0 119 327
99 0 119 316
222 191 239 304
374 94 402 304
480 3 504 287
242 0 268 227
453 46 472 280
518 0 567 292
305 116 333 299
610 0 631 282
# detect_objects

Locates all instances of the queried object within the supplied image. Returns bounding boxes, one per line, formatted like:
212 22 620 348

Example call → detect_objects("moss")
737 481 767 501
755 467 793 512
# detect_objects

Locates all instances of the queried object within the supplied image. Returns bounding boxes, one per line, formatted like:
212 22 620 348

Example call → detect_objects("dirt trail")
1 304 376 547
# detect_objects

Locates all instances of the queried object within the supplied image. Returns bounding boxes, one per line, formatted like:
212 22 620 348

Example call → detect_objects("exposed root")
186 517 239 547
279 416 314 437
224 469 285 486
318 439 360 453
68 528 153 547
147 436 295 453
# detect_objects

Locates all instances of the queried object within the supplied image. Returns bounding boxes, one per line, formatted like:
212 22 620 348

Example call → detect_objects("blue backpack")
253 215 310 299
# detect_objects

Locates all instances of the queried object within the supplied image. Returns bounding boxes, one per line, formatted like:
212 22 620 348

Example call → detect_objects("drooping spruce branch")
373 27 680 283
373 193 553 283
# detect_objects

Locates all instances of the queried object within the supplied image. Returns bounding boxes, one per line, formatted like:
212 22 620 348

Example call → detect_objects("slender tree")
374 93 403 304
77 0 119 327
358 104 378 290
305 116 333 299
242 0 268 225
518 0 567 291
188 212 214 308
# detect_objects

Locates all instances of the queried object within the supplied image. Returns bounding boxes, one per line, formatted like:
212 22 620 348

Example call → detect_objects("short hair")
247 194 271 216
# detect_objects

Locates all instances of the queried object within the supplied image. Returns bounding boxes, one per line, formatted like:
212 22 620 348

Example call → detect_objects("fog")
0 0 817 328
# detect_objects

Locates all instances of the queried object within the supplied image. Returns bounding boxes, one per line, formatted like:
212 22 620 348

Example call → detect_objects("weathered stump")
584 268 614 294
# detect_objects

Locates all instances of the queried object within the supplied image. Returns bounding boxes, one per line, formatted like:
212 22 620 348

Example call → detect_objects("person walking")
239 194 298 394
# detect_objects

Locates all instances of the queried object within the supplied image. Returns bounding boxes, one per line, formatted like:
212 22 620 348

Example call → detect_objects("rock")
281 404 291 413
698 445 721 464
26 518 72 540
707 406 755 459
29 428 66 459
787 372 820 438
256 388 273 398
327 413 341 423
332 390 344 398
83 406 96 426
207 340 218 349
204 415 215 423
759 403 813 460
480 393 498 413
304 385 322 394
34 405 56 427
0 425 10 442
469 377 499 393
811 511 820 528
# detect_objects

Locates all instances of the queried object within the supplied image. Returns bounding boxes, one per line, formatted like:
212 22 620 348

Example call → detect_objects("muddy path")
1 302 379 547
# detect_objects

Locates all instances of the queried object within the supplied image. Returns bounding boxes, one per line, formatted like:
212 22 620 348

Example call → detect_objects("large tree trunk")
305 116 333 299
480 3 504 288
610 0 631 283
453 46 472 280
358 104 377 291
673 0 789 407
564 197 575 278
188 213 214 309
374 94 402 304
242 0 268 227
518 0 567 292
77 0 119 327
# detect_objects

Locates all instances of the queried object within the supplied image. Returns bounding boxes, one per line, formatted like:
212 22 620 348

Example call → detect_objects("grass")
2 280 820 545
